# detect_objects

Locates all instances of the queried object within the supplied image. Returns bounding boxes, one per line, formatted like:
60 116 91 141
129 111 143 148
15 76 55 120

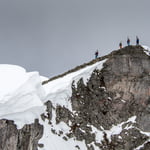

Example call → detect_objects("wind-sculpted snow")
142 45 150 56
43 59 107 111
0 65 46 129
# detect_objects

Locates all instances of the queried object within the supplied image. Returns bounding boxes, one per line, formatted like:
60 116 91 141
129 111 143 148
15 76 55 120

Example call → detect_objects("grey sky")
0 0 149 77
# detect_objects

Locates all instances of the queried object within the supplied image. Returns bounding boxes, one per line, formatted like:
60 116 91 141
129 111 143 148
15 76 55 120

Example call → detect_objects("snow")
43 59 107 111
106 116 136 141
91 125 104 143
121 99 126 103
142 45 150 56
0 64 46 129
0 64 27 102
3 106 45 129
87 142 100 150
133 127 150 150
39 111 87 150
39 103 88 150
142 45 150 51
134 139 150 150
139 130 150 137
91 116 137 143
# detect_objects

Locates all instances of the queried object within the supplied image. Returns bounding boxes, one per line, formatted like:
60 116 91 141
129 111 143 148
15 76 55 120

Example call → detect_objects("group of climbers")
94 36 140 59
119 36 139 49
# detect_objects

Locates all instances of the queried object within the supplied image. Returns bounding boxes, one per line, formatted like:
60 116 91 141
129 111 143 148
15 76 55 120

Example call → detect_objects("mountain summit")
0 45 150 150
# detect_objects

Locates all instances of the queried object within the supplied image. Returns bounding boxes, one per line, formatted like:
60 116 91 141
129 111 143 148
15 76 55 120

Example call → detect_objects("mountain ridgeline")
0 45 150 150
53 45 150 149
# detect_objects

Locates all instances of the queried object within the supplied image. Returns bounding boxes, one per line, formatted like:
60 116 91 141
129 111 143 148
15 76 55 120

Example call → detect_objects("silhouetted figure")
119 42 122 49
127 38 130 46
95 50 99 59
136 36 139 45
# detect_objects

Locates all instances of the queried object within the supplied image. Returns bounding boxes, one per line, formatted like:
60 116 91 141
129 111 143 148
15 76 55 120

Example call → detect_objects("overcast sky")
0 0 149 77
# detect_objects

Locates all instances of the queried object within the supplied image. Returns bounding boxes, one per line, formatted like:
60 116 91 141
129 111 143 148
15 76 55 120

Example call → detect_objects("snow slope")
43 59 107 111
39 47 150 150
39 118 87 150
0 59 106 131
0 64 46 129
39 59 107 150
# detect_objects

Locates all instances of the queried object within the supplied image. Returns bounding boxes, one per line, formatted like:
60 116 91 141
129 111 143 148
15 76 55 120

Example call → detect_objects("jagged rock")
41 100 53 124
45 100 53 121
53 46 150 149
56 105 73 125
101 46 150 132
0 119 43 150
71 75 113 130
140 142 150 150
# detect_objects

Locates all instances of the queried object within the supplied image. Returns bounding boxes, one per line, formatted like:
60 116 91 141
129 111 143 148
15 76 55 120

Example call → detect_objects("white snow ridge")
43 59 107 112
0 64 46 129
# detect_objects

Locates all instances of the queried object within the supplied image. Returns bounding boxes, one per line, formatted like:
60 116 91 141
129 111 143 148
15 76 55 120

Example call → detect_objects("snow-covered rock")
43 59 107 111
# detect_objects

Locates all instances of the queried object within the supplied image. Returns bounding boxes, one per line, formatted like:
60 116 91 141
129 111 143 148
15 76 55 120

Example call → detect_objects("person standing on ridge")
95 50 99 59
136 36 139 45
127 37 130 46
119 42 122 49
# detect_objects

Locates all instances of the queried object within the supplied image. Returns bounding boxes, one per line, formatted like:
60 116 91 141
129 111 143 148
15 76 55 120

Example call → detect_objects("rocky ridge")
48 45 150 150
0 119 43 150
0 45 150 150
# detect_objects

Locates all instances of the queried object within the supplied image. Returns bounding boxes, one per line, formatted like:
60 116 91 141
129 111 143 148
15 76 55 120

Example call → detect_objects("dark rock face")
103 46 150 104
71 73 113 130
102 46 150 131
0 119 43 150
55 46 150 149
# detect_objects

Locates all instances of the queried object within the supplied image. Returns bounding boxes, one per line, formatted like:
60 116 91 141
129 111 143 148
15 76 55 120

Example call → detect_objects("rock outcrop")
53 45 150 149
0 119 43 150
102 46 150 131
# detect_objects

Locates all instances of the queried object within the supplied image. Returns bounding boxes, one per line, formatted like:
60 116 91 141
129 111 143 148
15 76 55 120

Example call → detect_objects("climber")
119 42 122 49
127 37 130 46
136 36 139 45
95 50 99 59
